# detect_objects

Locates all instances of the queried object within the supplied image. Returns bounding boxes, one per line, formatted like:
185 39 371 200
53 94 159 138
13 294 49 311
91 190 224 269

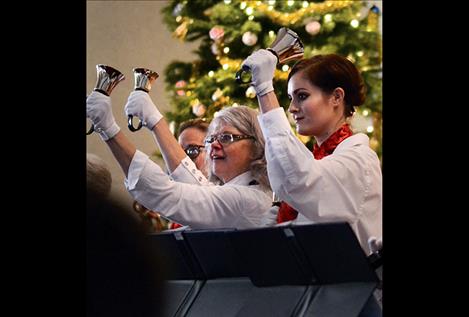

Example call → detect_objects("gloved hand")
124 90 163 130
86 91 120 141
241 49 277 96
367 236 383 254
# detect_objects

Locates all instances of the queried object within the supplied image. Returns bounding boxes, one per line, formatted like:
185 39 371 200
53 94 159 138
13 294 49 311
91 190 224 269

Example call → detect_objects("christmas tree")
161 0 382 159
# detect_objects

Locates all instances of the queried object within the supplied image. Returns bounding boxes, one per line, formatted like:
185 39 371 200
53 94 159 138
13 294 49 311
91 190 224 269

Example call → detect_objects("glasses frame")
204 133 255 146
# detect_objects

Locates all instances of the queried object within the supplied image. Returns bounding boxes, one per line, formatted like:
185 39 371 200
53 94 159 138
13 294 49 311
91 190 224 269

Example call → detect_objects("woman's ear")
331 87 345 107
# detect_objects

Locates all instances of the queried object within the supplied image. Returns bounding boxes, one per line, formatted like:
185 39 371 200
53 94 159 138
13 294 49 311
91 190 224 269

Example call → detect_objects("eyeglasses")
204 133 255 146
184 145 205 160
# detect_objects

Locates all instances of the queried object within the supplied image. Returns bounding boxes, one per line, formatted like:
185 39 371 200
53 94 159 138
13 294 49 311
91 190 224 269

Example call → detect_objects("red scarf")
276 123 353 223
170 222 182 229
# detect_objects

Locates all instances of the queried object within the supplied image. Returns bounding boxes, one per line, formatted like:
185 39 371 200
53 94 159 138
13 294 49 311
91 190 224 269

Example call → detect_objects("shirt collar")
336 132 369 151
225 171 254 186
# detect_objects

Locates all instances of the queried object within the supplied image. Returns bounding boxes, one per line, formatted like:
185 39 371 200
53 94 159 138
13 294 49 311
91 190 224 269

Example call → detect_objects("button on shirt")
125 150 275 229
258 108 382 254
170 156 210 186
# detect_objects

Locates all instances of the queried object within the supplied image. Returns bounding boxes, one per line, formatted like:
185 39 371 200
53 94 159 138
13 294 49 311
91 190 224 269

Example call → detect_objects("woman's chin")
212 164 226 180
296 124 314 136
296 125 307 136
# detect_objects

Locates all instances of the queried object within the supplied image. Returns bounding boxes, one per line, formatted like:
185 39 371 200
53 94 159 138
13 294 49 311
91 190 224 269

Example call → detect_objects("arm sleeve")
258 108 364 224
125 150 271 229
170 156 210 185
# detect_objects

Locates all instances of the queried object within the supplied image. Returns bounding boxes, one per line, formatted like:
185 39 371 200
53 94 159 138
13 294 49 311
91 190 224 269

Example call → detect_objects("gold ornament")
190 98 207 117
212 88 224 101
254 0 354 25
174 21 189 40
369 137 379 152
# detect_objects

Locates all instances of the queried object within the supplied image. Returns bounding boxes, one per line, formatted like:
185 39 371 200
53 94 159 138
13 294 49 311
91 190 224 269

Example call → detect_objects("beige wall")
87 1 200 207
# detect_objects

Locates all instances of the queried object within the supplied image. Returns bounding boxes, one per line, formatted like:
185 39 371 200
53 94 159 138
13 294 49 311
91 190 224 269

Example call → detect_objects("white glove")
241 49 277 96
367 236 383 254
124 90 163 130
86 91 120 141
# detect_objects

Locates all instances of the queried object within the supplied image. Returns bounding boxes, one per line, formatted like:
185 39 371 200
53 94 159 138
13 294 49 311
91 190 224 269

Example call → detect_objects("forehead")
209 120 240 135
288 71 315 94
178 127 206 145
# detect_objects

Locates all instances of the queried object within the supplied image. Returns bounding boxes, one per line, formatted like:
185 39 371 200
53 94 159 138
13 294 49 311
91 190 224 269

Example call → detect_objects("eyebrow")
288 88 307 97
292 88 308 94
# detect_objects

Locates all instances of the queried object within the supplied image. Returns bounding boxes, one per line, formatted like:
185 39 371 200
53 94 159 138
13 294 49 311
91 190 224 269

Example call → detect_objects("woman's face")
206 121 255 183
287 71 338 137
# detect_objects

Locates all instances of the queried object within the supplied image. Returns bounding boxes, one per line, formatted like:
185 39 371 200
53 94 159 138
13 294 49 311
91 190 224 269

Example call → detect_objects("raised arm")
241 49 281 114
124 91 190 173
86 91 136 177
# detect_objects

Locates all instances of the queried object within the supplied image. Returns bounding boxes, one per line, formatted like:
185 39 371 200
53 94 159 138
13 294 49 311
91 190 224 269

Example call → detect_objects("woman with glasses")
133 118 211 231
86 89 276 229
241 51 382 255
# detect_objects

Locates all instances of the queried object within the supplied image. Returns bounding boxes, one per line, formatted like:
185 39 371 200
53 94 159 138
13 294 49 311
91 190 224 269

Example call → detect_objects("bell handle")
128 114 143 132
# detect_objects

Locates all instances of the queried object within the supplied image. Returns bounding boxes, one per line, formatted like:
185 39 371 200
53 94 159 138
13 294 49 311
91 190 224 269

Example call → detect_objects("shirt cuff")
170 156 208 185
124 150 148 190
258 107 292 138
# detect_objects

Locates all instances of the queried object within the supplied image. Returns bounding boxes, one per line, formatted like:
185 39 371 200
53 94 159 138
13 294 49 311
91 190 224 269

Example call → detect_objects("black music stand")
152 222 381 317
147 230 204 317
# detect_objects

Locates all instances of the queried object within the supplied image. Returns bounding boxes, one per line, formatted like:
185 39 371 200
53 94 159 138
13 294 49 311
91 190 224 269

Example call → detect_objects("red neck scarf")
276 123 353 223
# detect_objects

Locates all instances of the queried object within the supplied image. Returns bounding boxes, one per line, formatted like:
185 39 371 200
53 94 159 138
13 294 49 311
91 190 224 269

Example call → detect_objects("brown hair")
177 118 210 137
288 54 366 117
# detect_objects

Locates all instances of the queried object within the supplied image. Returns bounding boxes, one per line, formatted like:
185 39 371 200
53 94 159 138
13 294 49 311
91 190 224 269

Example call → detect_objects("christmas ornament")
172 3 184 16
242 31 258 46
209 26 225 41
366 5 380 32
370 5 380 14
212 88 224 101
350 112 373 134
357 5 370 21
175 80 187 96
174 21 188 40
305 21 321 35
191 100 207 117
211 42 221 55
369 137 379 151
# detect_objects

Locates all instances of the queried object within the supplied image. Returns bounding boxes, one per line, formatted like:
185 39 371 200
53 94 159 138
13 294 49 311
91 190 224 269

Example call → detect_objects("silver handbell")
87 64 125 135
235 27 304 84
128 68 159 132
268 27 304 64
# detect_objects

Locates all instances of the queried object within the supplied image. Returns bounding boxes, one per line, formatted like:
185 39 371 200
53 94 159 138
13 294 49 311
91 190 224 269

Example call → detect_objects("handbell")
87 64 125 135
128 68 159 132
235 27 304 84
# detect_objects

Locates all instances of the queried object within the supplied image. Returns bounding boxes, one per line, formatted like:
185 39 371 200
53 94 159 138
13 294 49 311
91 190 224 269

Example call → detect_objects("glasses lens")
185 146 200 159
219 134 233 144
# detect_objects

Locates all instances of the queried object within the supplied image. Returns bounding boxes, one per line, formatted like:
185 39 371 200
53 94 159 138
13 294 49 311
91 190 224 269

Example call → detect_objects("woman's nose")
210 140 223 150
288 101 298 113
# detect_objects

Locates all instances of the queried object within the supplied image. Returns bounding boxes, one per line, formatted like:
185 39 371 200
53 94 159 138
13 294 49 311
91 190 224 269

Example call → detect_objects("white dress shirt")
170 156 210 185
125 150 275 229
258 108 382 254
